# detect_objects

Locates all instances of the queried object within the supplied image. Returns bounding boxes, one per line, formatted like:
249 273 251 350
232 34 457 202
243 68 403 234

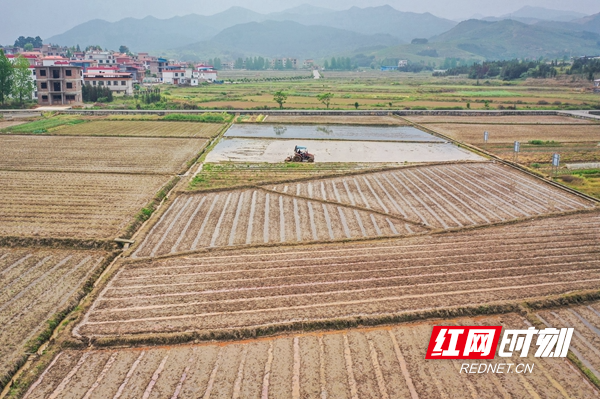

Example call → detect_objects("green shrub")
528 140 560 146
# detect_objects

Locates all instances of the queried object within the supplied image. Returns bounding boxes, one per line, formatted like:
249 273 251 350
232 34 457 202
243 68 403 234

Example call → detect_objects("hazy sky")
2 0 599 44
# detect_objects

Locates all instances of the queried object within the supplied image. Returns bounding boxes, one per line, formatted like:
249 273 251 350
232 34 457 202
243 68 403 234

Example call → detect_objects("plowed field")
0 171 168 239
138 163 594 256
0 247 108 386
424 124 600 144
133 188 424 257
404 114 596 124
264 115 408 125
76 211 600 339
537 303 600 380
26 313 599 398
0 136 207 174
267 163 594 229
56 121 223 138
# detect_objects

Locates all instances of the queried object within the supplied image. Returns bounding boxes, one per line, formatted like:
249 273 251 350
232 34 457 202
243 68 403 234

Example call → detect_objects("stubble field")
0 247 108 386
24 312 599 399
75 211 600 340
0 171 169 239
404 114 597 125
55 121 224 138
420 124 600 144
0 136 207 174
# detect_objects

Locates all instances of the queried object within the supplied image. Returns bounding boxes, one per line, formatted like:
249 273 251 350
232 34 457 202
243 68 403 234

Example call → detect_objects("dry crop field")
0 136 207 174
56 121 223 138
0 171 168 239
190 163 394 191
75 211 600 339
0 121 24 129
138 162 594 256
133 189 425 257
24 312 599 399
137 162 593 257
537 303 600 378
263 115 407 125
0 247 108 386
404 114 598 125
266 162 594 228
421 123 600 144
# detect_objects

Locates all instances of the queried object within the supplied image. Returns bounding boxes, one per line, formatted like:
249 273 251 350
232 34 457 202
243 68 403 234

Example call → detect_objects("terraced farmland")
0 136 207 174
267 163 594 229
56 121 224 138
26 312 598 399
0 171 168 239
0 247 108 387
76 211 600 340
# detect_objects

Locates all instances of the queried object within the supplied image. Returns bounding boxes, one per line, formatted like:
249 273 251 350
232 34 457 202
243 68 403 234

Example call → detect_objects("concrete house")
36 65 83 105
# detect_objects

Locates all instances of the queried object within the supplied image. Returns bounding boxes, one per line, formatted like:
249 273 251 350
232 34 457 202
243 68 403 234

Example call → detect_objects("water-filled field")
225 123 445 142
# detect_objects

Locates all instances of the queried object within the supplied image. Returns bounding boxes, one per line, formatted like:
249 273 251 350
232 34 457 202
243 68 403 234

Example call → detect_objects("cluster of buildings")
2 44 219 105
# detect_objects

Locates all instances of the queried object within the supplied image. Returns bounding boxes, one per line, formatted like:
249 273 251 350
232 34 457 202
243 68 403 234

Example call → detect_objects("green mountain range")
45 5 600 62
172 21 401 61
46 5 455 54
430 19 600 59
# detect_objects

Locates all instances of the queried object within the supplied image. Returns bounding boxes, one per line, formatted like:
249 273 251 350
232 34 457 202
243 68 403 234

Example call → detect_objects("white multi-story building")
83 71 134 95
161 69 187 85
85 51 117 66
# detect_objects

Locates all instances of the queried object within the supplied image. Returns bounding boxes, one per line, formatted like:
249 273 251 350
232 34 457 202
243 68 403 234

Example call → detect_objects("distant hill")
498 6 585 22
537 12 600 35
173 20 401 61
46 7 264 51
266 5 457 42
429 19 600 59
46 5 454 53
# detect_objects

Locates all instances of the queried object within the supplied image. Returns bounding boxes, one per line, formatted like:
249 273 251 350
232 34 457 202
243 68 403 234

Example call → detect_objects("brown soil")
56 121 224 138
24 312 600 398
0 247 108 386
0 171 168 239
77 211 600 339
425 124 600 144
132 187 420 257
405 115 596 124
264 115 407 125
0 136 207 174
0 121 25 129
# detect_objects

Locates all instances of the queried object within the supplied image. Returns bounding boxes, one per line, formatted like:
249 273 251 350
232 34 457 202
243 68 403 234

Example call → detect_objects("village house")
86 51 117 65
35 64 83 105
161 69 187 85
83 69 134 95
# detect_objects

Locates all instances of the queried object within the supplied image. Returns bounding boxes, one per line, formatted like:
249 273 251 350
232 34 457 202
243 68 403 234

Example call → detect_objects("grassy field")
77 70 600 111
556 169 600 199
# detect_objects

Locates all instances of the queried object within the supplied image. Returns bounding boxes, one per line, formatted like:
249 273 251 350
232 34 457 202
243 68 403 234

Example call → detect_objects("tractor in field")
285 145 315 163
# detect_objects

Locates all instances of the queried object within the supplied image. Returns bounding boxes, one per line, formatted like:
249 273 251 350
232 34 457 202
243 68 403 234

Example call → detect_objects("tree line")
14 36 43 49
438 59 559 80
82 83 114 103
0 50 35 106
569 57 600 81
323 57 354 71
